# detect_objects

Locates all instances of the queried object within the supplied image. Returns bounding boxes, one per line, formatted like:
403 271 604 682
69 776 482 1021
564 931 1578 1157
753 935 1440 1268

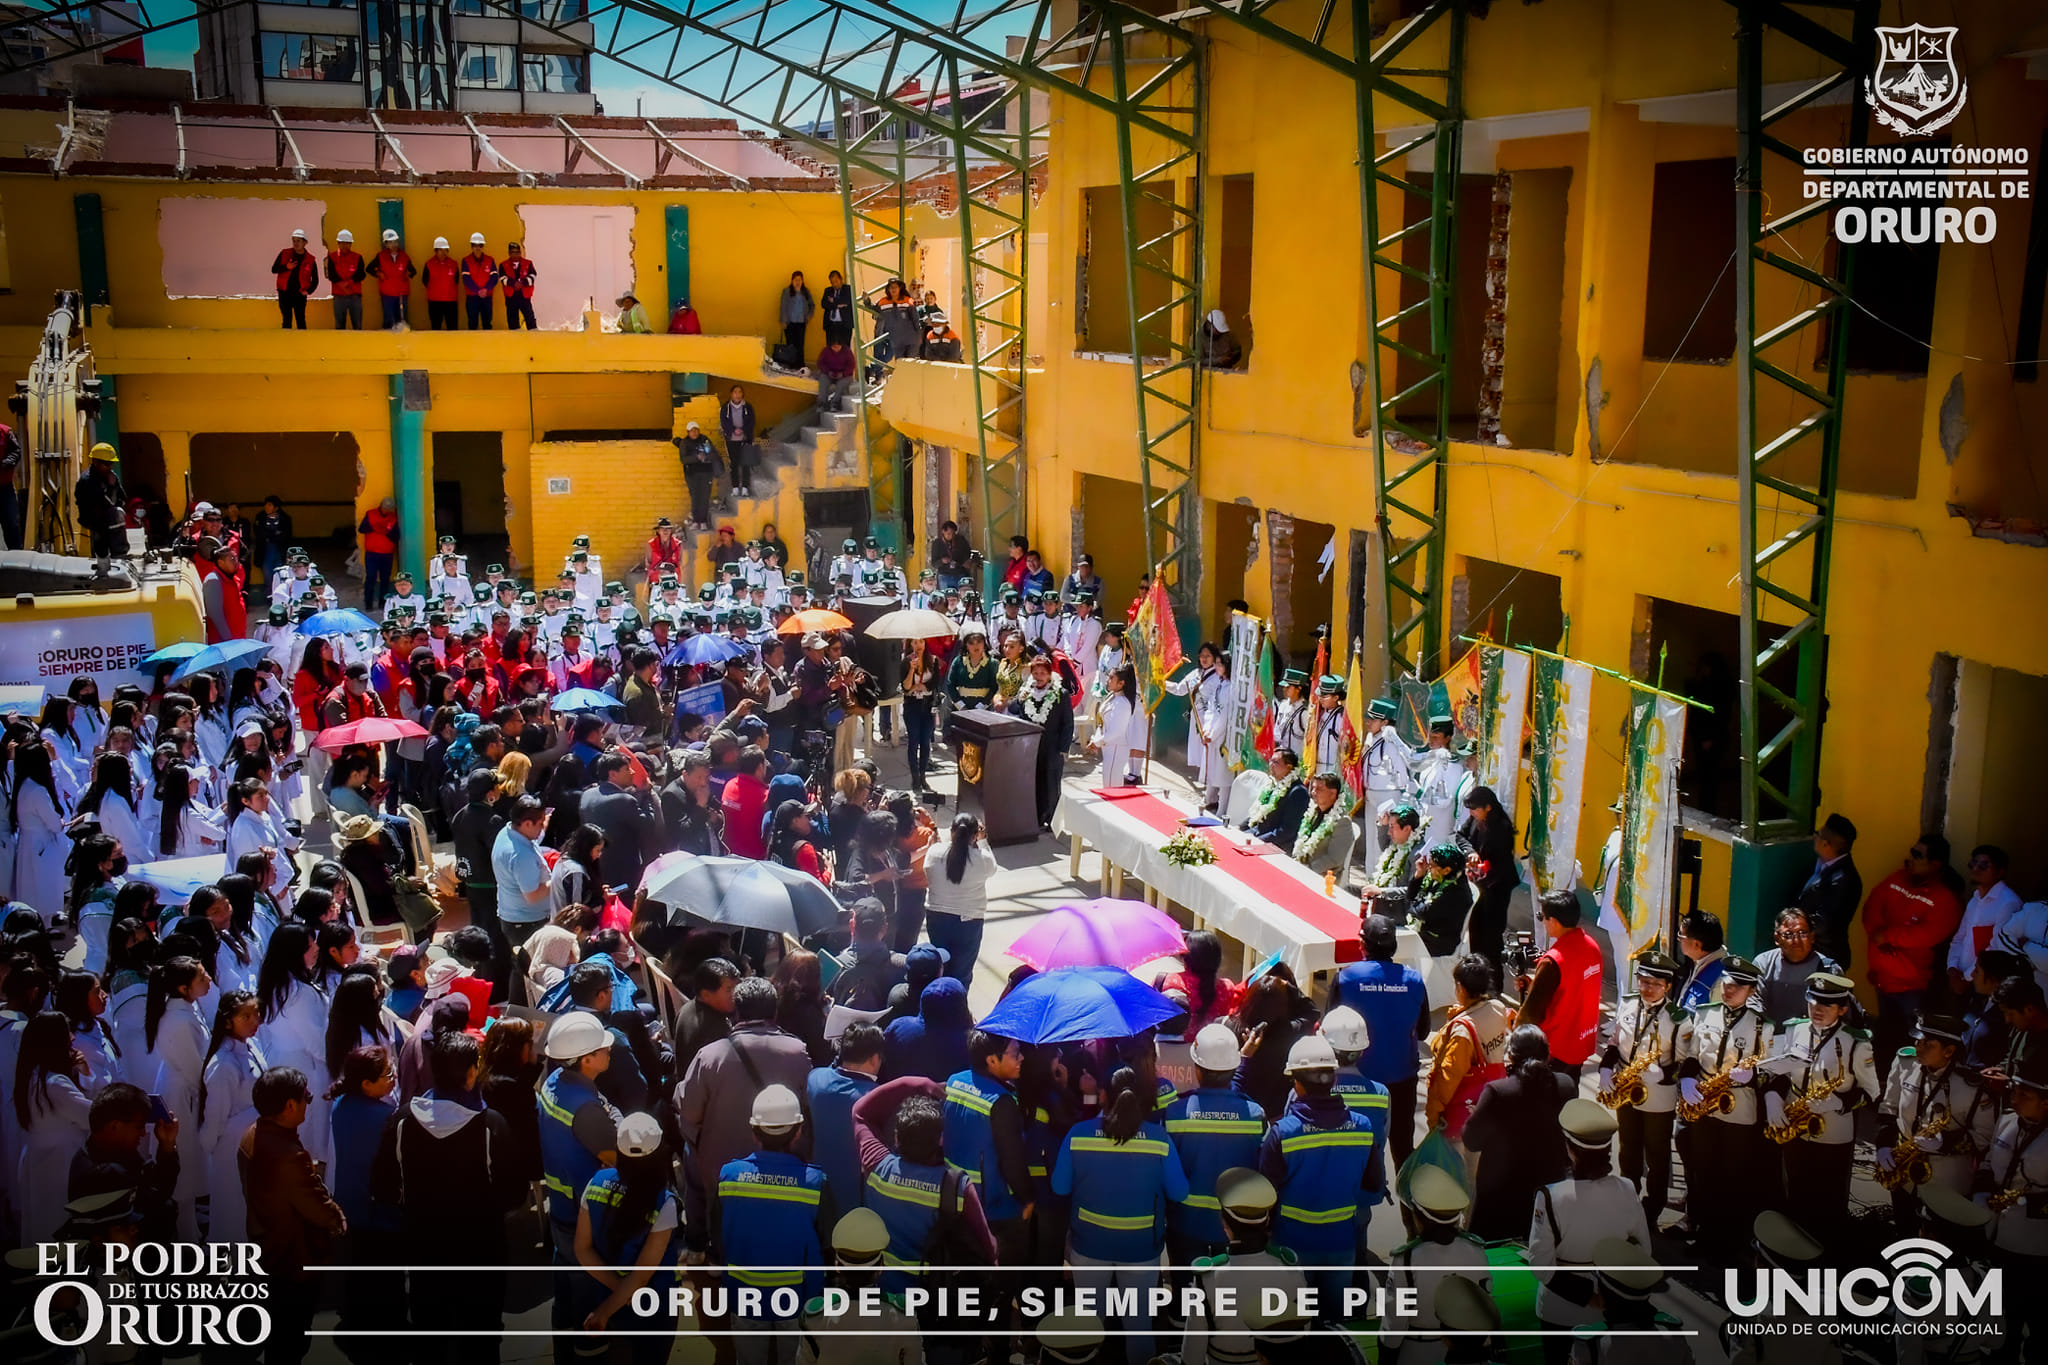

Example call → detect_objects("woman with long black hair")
313 921 360 994
68 676 107 750
226 668 265 731
767 800 831 883
196 990 265 1241
65 831 125 976
143 954 211 1238
255 921 333 1164
105 917 157 1080
1151 928 1242 1034
186 673 231 777
214 870 270 967
550 823 605 914
181 885 257 995
157 760 226 859
1456 784 1519 973
323 970 390 1087
77 751 145 862
923 812 994 982
15 1011 92 1242
1089 663 1149 787
55 969 120 1096
12 741 69 922
37 695 87 804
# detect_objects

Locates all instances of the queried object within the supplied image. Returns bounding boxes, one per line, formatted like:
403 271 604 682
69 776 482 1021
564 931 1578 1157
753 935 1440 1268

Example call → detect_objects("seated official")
1243 747 1309 849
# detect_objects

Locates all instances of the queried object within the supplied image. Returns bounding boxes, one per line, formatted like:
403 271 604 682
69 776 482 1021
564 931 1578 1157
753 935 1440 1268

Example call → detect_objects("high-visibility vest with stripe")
1332 1065 1392 1121
862 1154 950 1295
717 1150 826 1302
1163 1087 1266 1245
1270 1108 1376 1258
538 1067 617 1227
942 1069 1025 1222
1057 1118 1184 1263
581 1167 679 1288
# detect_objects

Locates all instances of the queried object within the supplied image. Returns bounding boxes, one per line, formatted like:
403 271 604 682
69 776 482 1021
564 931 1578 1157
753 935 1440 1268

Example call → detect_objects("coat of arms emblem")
1865 24 1967 136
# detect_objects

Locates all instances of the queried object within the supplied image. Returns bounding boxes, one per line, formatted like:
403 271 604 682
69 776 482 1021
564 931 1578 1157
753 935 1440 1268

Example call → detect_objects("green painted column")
390 373 429 582
94 373 118 452
666 204 706 394
74 193 109 320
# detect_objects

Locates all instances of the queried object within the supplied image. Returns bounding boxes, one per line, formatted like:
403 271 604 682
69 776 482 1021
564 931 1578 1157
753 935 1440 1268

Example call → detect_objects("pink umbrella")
1006 898 1188 972
313 716 429 751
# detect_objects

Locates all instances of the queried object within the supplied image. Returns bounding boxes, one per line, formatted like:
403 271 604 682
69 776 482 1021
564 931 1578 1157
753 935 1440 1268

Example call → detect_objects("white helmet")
1320 1006 1369 1053
1190 1023 1242 1071
616 1112 664 1158
541 1011 609 1062
751 1083 803 1132
1284 1034 1339 1075
335 229 353 244
469 232 486 246
290 228 307 240
381 228 399 243
432 236 450 250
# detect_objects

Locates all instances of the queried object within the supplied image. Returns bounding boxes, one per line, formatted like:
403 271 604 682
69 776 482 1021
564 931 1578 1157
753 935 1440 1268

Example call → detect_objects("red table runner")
1092 789 1363 964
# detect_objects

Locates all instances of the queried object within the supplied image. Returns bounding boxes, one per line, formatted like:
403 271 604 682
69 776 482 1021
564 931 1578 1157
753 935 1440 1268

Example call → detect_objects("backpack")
921 1167 992 1295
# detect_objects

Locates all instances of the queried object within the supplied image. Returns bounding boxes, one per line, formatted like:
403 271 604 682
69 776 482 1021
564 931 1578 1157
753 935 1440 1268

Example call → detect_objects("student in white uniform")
143 955 214 1240
197 990 267 1242
39 696 90 807
57 970 121 1098
1530 1098 1652 1340
76 753 145 870
1357 696 1415 866
1411 716 1465 850
68 678 108 752
1090 663 1150 786
158 761 228 860
14 1012 96 1243
12 744 71 926
226 779 301 914
254 923 332 1167
1164 644 1231 812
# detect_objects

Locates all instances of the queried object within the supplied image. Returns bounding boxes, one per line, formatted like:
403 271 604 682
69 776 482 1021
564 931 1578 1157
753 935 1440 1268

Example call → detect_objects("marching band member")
1877 1010 1996 1202
1270 670 1310 759
1164 643 1230 812
1530 1099 1651 1346
1357 696 1413 865
1599 951 1690 1228
1410 714 1463 849
1978 1048 2048 1355
1760 972 1879 1258
1058 591 1104 695
1674 954 1774 1261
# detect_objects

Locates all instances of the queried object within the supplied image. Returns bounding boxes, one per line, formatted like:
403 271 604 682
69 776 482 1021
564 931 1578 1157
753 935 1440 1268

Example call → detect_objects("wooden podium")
948 708 1044 845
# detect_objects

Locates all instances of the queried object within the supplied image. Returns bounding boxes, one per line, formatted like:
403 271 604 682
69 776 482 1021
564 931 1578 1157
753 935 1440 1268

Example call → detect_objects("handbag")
392 874 443 940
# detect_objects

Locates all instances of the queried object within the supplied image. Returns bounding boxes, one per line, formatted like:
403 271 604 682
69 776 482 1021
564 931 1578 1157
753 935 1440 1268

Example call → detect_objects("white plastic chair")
341 866 409 956
1224 770 1272 824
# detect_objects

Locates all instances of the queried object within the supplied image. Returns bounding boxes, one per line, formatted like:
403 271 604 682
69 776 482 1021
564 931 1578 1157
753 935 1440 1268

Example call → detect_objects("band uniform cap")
1365 697 1400 721
1561 1097 1618 1148
1428 711 1454 727
1592 1238 1663 1296
1190 1022 1242 1070
1001 588 1022 603
1633 951 1681 982
1913 1011 1967 1043
542 1011 610 1061
1319 1006 1368 1053
1283 1034 1338 1075
842 538 859 550
751 1084 803 1131
1452 737 1480 757
1805 972 1856 1002
1213 1166 1278 1220
63 1188 142 1229
1918 1180 1990 1231
831 1207 890 1261
616 1112 663 1159
1753 1211 1823 1266
1608 795 1626 814
1432 1275 1499 1334
1406 1164 1470 1217
863 536 878 549
1317 673 1346 694
1037 1312 1105 1364
1721 954 1762 985
1280 669 1309 687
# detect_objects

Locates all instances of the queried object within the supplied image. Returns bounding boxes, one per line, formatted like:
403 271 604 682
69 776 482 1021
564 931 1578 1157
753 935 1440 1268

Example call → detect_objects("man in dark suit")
1799 811 1864 969
578 751 665 891
1246 747 1312 849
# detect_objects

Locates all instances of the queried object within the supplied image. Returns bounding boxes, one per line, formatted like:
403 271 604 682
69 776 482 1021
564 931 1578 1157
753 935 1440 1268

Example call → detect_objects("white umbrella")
862 607 957 640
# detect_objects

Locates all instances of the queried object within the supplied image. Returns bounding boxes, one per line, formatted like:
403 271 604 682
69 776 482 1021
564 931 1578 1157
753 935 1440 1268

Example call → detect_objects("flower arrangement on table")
1161 829 1218 868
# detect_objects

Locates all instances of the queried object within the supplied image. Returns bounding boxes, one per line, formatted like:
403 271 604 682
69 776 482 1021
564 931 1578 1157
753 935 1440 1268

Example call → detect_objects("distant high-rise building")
197 0 596 113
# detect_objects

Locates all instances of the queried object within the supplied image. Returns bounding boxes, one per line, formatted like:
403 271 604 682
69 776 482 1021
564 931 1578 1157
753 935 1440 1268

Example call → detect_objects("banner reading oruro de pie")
1526 655 1592 894
0 612 160 699
1616 688 1687 956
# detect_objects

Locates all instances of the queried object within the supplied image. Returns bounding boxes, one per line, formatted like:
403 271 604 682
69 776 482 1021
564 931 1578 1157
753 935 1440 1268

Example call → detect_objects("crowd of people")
1 485 2043 1365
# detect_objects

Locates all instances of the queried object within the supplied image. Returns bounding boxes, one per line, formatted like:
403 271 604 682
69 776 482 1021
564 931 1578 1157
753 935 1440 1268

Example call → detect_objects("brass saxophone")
1876 1111 1956 1192
1989 1183 2027 1212
1598 1050 1655 1110
1766 1073 1845 1144
1677 1048 1768 1124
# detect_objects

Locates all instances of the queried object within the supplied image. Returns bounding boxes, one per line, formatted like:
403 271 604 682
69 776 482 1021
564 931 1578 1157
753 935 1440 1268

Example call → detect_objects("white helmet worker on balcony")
433 237 450 250
470 232 487 246
336 229 353 244
382 228 399 243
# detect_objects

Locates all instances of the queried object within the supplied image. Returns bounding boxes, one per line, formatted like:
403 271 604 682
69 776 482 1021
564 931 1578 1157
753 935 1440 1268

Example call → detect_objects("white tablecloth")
1053 778 1449 1004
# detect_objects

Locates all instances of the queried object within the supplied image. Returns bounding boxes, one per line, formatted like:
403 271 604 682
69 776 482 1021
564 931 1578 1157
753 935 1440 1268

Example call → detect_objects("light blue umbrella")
140 642 205 667
168 637 274 682
553 687 626 714
299 608 380 637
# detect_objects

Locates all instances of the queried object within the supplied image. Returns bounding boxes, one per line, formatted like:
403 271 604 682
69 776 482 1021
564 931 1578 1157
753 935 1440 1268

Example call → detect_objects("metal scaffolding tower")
1731 0 1877 840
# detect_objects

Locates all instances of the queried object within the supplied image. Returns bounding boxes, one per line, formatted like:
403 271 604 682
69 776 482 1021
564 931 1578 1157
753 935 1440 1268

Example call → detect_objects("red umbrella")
314 716 429 751
776 608 855 635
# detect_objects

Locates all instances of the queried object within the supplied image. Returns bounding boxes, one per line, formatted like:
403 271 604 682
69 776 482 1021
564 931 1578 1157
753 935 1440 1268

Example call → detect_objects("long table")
1053 779 1451 1005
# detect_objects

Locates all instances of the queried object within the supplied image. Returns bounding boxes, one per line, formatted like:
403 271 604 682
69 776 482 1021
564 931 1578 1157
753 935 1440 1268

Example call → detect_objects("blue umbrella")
168 637 274 682
665 633 748 667
975 965 1183 1045
553 687 626 714
299 608 380 637
140 642 204 667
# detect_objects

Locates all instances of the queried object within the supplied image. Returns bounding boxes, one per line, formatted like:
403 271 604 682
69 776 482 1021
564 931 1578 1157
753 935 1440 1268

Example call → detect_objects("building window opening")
1451 556 1564 653
1206 174 1254 370
523 52 589 95
1642 158 1737 364
260 32 361 83
1496 167 1573 451
456 42 515 90
1390 172 1493 440
1079 184 1172 357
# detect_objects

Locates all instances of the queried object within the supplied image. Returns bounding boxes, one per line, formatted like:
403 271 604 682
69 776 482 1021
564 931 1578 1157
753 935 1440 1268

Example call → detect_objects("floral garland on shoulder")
1246 773 1299 828
1293 804 1339 862
1018 678 1064 725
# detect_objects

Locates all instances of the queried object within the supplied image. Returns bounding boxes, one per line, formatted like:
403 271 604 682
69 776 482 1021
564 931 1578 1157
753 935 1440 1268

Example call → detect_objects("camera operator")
1513 889 1603 1085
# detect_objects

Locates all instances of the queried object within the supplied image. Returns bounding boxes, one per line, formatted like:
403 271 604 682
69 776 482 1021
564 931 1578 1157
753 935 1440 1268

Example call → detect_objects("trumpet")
1598 1051 1655 1110
1876 1112 1956 1192
1677 1048 1768 1124
1766 1073 1845 1144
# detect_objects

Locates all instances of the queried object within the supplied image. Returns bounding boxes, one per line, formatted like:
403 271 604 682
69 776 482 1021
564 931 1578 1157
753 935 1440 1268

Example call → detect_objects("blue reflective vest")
1332 1064 1391 1123
1051 1117 1189 1263
1265 1100 1378 1260
863 1153 952 1295
539 1067 618 1228
1334 959 1428 1085
717 1150 827 1305
580 1168 679 1290
943 1069 1025 1222
1024 1103 1070 1206
1162 1087 1266 1245
806 1065 876 1217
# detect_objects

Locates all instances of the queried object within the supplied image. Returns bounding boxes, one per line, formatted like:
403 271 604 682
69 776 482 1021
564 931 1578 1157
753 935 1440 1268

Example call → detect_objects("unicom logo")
1726 1238 2002 1321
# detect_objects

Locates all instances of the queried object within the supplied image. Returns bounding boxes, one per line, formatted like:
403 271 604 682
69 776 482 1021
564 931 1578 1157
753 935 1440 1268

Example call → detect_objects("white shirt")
1995 900 2048 994
922 838 997 921
1954 881 2025 977
1530 1173 1651 1325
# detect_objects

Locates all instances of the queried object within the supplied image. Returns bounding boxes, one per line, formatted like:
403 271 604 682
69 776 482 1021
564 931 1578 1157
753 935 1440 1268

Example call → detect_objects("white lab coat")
1164 666 1230 793
259 979 331 1165
174 802 230 859
44 729 88 806
1094 692 1149 784
13 781 69 924
76 888 117 980
228 808 300 911
0 1010 27 1213
211 938 261 997
108 983 150 1086
198 1037 268 1242
16 1074 93 1243
90 792 146 867
72 1021 118 1098
147 997 210 1240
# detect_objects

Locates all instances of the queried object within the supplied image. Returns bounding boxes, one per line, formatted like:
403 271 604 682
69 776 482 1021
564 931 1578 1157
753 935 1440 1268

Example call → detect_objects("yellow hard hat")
88 442 118 464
